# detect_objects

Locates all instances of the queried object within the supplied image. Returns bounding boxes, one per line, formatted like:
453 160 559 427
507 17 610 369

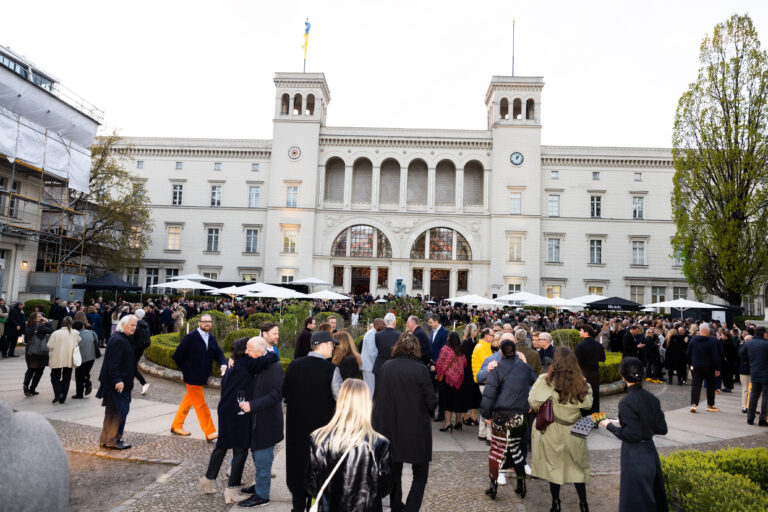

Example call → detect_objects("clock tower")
485 75 545 295
263 72 331 283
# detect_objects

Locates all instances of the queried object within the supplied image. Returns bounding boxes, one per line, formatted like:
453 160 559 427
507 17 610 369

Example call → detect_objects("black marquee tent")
586 296 642 311
73 272 142 297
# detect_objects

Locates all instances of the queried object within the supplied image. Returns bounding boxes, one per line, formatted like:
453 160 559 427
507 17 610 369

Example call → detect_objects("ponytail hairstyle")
60 315 73 333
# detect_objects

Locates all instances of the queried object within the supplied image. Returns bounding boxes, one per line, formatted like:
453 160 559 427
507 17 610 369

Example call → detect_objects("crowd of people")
2 292 768 511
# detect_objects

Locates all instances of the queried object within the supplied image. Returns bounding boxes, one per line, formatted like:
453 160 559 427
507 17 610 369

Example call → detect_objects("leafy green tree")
672 14 768 305
71 132 152 271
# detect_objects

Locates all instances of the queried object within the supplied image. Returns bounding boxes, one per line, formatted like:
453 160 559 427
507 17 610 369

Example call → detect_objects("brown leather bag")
535 398 554 431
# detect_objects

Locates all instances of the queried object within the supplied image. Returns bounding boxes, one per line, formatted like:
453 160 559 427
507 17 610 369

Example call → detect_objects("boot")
23 385 31 397
550 498 561 512
579 502 589 512
484 478 498 500
223 486 248 504
515 477 527 498
198 476 215 494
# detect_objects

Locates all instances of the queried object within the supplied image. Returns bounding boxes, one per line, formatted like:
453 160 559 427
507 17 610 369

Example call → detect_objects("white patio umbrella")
168 273 215 282
375 298 388 303
642 298 724 319
496 291 548 304
236 282 288 294
568 294 608 305
292 277 331 286
150 279 215 298
524 297 587 308
445 294 503 307
249 287 309 317
307 290 351 300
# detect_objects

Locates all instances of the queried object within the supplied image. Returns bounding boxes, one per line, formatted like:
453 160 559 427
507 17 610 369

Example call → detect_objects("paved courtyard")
1 351 766 511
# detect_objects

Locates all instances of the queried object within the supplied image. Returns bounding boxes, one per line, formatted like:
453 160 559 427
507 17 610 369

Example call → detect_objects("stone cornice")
541 156 673 169
541 145 672 168
320 135 491 150
118 137 271 159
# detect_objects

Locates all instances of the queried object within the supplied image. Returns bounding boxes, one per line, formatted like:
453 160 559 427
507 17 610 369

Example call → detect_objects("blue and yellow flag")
302 19 311 59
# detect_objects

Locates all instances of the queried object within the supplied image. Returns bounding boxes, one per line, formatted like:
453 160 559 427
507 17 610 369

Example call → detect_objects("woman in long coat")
528 347 593 512
600 357 667 512
372 333 437 512
665 325 687 385
198 337 278 503
23 312 54 396
459 323 482 425
47 316 81 404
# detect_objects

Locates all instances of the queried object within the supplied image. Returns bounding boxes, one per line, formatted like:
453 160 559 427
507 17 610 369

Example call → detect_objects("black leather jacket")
305 434 393 512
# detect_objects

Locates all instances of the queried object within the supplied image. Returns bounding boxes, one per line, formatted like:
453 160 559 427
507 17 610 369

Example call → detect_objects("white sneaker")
141 383 150 395
497 472 507 485
525 464 532 475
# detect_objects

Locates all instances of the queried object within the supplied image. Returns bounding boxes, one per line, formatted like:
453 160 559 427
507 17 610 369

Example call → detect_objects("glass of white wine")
237 390 246 415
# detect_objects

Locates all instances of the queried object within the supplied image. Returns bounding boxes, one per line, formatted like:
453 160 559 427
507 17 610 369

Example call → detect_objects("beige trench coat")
47 328 81 369
528 373 593 485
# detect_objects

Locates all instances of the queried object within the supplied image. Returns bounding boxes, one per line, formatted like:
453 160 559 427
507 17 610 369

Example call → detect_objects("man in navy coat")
171 313 227 440
427 313 448 422
97 315 137 449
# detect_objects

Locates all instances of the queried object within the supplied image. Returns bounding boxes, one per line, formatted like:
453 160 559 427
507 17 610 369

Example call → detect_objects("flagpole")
512 19 516 76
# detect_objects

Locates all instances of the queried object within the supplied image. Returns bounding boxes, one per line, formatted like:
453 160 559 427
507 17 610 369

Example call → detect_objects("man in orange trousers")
170 313 227 441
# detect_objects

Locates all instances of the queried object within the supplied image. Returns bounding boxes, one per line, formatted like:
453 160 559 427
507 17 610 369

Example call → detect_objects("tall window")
129 226 142 248
286 186 298 207
590 195 602 218
283 230 297 253
175 161 183 170
172 184 183 206
548 195 560 217
248 186 260 208
546 285 561 298
630 285 645 304
412 268 423 289
673 250 684 266
547 238 561 263
632 240 645 265
588 286 604 295
206 228 220 252
508 283 522 294
145 268 159 290
509 236 522 262
332 225 392 258
632 196 644 219
652 286 666 304
589 239 602 264
281 275 294 283
210 185 222 207
333 266 344 287
510 192 522 215
203 271 218 280
244 229 259 253
167 226 181 250
673 286 688 300
377 267 389 288
164 269 179 293
457 270 468 291
126 268 140 286
592 171 600 180
409 228 472 261
634 172 642 181
214 162 222 171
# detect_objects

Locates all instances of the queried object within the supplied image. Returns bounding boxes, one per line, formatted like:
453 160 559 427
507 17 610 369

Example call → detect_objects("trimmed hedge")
23 299 52 317
551 329 580 350
661 448 768 511
182 311 234 342
599 352 622 384
222 328 261 353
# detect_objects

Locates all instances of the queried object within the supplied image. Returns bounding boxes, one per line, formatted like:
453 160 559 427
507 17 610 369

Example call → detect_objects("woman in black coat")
574 324 606 415
459 324 482 425
600 357 668 512
6 302 26 357
198 337 278 504
665 326 687 385
372 333 437 512
23 312 54 396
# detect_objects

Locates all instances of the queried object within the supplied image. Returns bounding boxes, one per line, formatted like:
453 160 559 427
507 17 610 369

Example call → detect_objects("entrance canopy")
587 296 642 311
73 272 141 291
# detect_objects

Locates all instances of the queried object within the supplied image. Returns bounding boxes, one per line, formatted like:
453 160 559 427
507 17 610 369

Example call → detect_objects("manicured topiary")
551 329 580 350
599 353 622 384
23 299 52 317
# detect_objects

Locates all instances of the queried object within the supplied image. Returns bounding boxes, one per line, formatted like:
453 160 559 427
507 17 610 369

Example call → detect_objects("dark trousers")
390 461 429 512
75 360 95 396
50 367 73 401
646 357 661 380
133 347 146 386
668 364 685 384
291 491 311 512
24 367 45 391
100 390 131 447
2 331 18 356
206 446 248 487
690 366 716 407
722 367 734 390
748 381 768 423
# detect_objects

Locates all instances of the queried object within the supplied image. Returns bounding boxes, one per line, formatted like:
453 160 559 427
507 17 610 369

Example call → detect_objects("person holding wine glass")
198 336 278 504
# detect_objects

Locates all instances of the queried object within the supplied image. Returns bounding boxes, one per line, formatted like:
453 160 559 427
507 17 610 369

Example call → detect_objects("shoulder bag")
27 327 49 356
309 433 362 512
73 342 82 367
535 398 554 432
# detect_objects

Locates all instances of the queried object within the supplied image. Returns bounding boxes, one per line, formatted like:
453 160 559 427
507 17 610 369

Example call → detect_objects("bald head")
246 336 269 358
699 325 710 336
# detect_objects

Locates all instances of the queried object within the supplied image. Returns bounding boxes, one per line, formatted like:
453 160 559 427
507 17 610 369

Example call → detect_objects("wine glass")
236 390 246 415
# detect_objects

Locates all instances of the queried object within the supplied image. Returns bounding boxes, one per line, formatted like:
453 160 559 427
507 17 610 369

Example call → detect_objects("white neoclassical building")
123 72 690 304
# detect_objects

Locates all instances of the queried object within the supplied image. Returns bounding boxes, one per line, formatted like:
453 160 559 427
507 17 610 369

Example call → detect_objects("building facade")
124 72 690 303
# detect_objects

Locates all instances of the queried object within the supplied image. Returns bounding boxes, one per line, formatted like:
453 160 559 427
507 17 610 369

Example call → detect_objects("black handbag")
27 328 49 356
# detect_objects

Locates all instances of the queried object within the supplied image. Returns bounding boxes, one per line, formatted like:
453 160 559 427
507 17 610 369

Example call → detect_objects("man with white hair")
687 324 722 413
372 312 400 375
96 314 138 449
537 332 554 369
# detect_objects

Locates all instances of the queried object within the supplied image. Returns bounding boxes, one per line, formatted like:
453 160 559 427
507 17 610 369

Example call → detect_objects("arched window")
293 94 303 115
352 158 372 205
331 225 392 258
526 99 535 120
379 158 401 206
306 94 315 115
463 160 484 206
324 157 345 202
410 228 472 260
406 159 428 206
512 98 522 120
500 98 509 120
435 160 456 206
281 93 290 115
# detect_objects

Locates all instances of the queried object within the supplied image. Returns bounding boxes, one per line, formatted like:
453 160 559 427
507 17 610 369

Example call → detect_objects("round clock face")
510 152 524 166
288 146 302 160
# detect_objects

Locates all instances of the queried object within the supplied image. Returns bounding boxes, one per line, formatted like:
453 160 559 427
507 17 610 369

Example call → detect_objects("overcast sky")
5 1 768 147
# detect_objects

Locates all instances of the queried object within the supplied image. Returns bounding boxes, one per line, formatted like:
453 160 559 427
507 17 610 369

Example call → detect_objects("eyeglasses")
199 320 212 324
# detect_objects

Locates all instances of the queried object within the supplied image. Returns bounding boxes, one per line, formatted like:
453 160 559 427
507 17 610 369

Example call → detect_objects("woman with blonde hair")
460 323 482 425
332 331 362 380
306 379 392 511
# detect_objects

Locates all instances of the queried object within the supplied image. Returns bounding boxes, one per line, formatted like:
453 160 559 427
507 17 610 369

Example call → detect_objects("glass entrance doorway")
430 269 450 300
351 267 370 295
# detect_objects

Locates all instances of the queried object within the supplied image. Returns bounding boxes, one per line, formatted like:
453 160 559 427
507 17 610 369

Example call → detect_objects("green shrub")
599 353 622 383
245 313 278 329
314 312 343 327
551 329 579 349
222 328 261 353
734 316 763 328
661 448 768 511
23 299 52 317
182 311 234 341
143 333 182 371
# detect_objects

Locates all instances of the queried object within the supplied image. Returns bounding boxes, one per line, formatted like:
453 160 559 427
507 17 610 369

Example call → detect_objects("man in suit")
160 303 173 334
622 324 643 358
4 302 25 358
427 313 448 422
293 316 315 359
361 318 385 397
170 314 227 441
407 315 431 366
742 326 768 426
97 314 137 449
575 324 606 415
372 312 400 375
